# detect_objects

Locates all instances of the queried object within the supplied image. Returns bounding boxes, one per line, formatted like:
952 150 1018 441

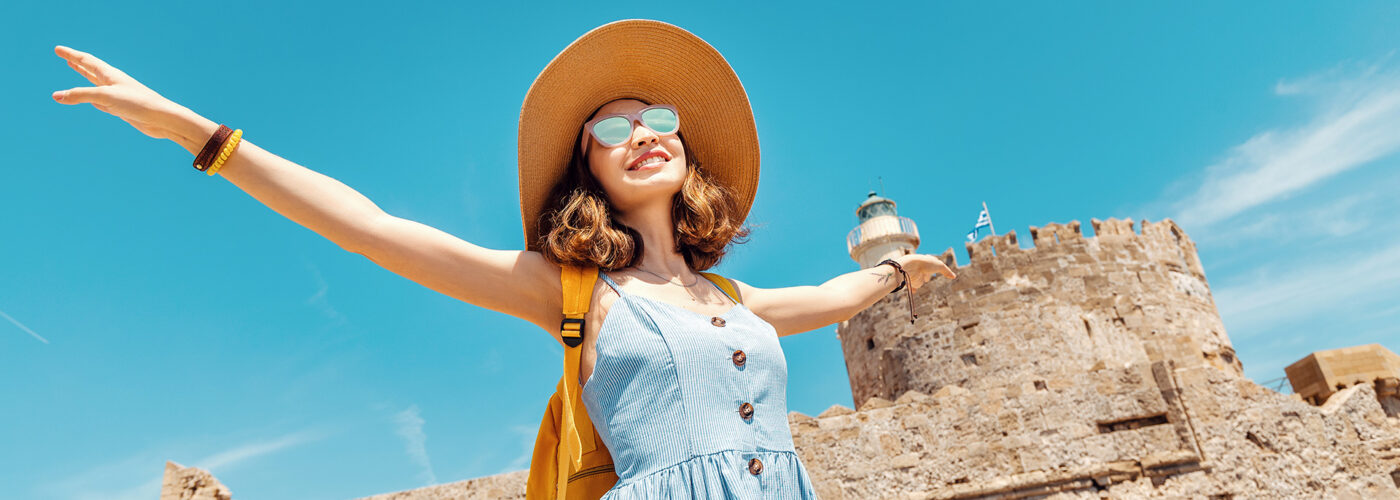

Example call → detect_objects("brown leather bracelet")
879 259 918 324
193 125 233 172
878 259 909 294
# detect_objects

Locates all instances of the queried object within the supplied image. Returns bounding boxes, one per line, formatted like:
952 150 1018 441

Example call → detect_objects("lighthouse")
846 191 920 268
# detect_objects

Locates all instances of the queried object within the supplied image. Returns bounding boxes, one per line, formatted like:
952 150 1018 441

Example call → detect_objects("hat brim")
517 19 759 252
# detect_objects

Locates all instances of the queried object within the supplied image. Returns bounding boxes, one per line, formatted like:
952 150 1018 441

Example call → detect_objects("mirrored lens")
592 116 632 146
640 108 679 134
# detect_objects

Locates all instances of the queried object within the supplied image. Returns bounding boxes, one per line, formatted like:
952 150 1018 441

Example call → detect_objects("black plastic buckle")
560 318 585 347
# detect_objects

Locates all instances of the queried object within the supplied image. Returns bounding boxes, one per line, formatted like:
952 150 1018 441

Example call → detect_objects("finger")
67 60 101 85
56 46 100 75
55 46 133 85
56 46 110 85
936 263 955 279
53 86 106 105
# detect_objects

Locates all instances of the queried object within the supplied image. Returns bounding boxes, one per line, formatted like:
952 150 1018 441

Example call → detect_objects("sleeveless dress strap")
597 269 624 296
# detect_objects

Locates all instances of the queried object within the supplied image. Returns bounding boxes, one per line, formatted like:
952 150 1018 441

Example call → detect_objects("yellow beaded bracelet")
207 129 243 176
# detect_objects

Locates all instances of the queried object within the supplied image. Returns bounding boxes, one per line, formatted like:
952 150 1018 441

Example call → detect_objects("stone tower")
838 217 1242 407
805 218 1399 499
847 191 921 269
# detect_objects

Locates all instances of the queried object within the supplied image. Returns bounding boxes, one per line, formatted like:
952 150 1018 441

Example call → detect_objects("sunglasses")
584 104 681 148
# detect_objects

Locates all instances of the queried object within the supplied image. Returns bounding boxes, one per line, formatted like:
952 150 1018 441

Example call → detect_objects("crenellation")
965 230 1022 263
1030 220 1084 248
938 247 958 269
953 219 1211 290
964 234 992 262
1092 217 1136 237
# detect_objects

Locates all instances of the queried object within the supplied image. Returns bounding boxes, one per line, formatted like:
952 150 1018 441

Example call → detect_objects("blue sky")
5 1 1400 499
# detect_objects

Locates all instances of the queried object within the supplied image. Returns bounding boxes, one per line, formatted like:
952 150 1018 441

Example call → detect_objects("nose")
630 119 659 148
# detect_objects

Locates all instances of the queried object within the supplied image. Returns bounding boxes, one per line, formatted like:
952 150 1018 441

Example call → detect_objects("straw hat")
517 19 760 251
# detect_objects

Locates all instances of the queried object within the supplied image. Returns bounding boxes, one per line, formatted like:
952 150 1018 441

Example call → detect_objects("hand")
895 254 957 292
51 45 196 143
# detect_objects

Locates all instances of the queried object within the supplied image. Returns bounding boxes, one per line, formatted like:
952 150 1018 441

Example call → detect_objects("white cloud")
44 450 162 500
1159 56 1400 390
1200 191 1377 247
1213 239 1400 335
1274 53 1396 101
394 404 438 486
195 428 328 470
304 260 348 328
0 307 50 344
1173 59 1400 229
41 427 329 500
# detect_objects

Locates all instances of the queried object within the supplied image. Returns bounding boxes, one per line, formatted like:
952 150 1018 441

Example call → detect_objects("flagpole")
983 201 996 236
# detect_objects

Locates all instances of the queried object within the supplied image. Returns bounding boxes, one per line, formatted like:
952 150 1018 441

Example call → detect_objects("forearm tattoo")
870 269 896 286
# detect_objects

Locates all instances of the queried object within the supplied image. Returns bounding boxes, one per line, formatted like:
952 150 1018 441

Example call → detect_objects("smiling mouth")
628 151 671 170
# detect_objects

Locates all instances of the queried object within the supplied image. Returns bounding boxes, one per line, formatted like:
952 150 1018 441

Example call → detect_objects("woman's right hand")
51 45 198 144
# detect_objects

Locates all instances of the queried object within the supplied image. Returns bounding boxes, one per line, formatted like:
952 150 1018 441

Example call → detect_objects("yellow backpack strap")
557 264 600 497
699 272 742 305
560 264 595 348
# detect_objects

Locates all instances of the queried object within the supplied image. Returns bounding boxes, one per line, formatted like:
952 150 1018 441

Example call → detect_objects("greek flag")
966 208 992 242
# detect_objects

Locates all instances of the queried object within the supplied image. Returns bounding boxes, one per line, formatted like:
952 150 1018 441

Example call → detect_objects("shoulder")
721 276 765 304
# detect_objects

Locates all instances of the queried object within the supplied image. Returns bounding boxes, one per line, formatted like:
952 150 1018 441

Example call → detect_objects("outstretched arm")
50 45 565 337
52 45 403 252
731 254 955 337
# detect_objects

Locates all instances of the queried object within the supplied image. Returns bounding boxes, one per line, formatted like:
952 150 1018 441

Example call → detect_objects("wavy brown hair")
537 122 751 271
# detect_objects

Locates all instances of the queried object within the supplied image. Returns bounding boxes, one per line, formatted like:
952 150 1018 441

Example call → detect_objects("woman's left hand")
895 254 957 292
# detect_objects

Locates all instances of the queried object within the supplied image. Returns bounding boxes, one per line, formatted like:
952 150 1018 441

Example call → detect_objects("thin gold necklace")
631 265 700 287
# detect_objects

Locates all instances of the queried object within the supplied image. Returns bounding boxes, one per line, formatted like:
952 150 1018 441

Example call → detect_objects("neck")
615 200 691 278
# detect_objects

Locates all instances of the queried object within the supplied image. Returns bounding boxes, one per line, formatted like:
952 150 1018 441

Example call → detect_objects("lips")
628 150 672 171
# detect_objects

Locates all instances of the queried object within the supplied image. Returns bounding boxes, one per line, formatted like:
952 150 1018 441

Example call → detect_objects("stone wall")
792 368 1400 499
1286 343 1400 408
163 218 1400 499
344 368 1400 500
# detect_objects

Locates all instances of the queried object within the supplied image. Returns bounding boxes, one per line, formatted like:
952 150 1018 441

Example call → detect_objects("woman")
52 19 954 499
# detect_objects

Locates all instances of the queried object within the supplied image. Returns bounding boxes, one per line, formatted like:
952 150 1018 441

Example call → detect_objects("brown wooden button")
739 402 754 419
732 350 746 367
711 316 726 327
748 457 763 475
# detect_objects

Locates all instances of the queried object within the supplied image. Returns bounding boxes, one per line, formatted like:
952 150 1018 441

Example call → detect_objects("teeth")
635 156 666 168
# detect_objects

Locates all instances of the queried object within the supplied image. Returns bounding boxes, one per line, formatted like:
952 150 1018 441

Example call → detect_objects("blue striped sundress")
581 270 820 499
